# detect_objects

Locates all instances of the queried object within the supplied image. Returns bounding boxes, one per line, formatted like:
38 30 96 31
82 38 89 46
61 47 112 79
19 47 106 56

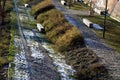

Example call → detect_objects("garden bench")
83 18 93 28
37 23 45 33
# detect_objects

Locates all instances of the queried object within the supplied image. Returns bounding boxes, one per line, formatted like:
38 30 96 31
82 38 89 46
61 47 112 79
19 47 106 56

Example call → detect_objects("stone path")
52 0 120 80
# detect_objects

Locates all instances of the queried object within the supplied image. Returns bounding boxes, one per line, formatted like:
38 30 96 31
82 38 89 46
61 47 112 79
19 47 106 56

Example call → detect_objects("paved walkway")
53 0 120 80
66 9 90 15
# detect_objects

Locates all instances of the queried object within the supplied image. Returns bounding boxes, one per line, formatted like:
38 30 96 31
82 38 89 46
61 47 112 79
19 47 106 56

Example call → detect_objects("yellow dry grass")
33 0 84 52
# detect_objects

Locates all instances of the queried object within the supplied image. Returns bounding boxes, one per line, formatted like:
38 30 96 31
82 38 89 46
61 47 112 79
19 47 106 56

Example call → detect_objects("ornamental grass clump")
32 0 54 16
55 27 84 52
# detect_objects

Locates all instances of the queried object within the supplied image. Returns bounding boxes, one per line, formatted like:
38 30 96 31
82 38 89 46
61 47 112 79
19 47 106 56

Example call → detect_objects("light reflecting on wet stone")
42 41 76 80
14 37 30 80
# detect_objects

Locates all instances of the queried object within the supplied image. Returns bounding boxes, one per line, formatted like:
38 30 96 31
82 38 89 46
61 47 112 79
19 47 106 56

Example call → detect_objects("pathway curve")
52 0 120 80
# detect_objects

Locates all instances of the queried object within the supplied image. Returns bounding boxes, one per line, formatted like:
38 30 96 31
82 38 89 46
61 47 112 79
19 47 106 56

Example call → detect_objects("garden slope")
30 0 108 79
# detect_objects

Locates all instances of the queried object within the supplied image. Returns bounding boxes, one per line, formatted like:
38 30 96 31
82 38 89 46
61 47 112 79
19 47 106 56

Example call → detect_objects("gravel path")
52 0 120 80
13 0 61 79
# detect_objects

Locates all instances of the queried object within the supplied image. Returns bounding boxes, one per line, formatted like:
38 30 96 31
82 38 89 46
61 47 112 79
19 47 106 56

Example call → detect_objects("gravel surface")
13 0 61 79
52 0 120 80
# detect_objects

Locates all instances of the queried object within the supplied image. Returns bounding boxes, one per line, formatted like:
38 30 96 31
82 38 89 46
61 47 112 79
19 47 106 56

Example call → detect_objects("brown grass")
5 0 13 12
31 0 108 79
55 27 84 52
31 0 54 16
36 7 84 52
0 1 13 80
23 0 32 3
0 57 9 66
66 48 108 79
37 9 67 32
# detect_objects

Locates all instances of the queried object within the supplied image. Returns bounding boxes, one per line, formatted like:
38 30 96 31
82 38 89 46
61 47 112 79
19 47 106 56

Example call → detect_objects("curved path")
52 0 120 80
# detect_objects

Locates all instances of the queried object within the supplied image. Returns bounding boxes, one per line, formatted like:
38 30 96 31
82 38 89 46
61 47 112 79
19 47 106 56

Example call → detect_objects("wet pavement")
14 36 30 80
23 30 61 80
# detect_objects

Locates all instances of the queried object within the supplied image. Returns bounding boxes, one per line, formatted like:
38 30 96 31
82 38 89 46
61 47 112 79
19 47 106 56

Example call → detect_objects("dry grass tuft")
0 0 13 80
66 48 108 79
55 27 84 52
37 7 84 52
31 0 54 16
0 57 8 66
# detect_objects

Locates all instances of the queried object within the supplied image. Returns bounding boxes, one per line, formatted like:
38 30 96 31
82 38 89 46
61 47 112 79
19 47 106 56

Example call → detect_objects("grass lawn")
0 14 11 66
0 0 14 79
68 2 89 11
78 15 120 53
0 23 11 79
69 1 120 53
